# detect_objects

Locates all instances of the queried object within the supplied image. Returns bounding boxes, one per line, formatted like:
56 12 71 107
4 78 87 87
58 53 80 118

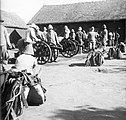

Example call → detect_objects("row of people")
62 25 107 52
62 24 121 52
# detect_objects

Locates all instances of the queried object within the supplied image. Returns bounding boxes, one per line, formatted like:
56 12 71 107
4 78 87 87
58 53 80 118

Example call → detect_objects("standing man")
87 26 99 51
69 29 76 41
0 19 12 70
46 24 60 46
115 29 120 46
108 32 113 46
82 30 87 49
63 25 70 40
76 27 84 53
24 23 40 55
37 27 47 41
101 24 108 51
43 27 47 40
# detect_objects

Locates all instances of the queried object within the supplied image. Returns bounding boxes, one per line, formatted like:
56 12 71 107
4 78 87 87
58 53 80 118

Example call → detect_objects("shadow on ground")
69 63 86 67
49 107 126 120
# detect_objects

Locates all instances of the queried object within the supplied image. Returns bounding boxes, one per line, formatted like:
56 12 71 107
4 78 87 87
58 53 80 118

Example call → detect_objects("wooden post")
124 19 126 43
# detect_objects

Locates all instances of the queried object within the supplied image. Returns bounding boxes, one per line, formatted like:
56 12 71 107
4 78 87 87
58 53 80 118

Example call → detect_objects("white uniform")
15 54 37 74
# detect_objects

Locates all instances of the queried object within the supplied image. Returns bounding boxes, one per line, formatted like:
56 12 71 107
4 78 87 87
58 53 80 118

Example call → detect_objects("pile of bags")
1 70 46 120
85 51 104 66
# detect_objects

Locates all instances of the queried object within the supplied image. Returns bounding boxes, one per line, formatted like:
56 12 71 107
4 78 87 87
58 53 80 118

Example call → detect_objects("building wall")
37 19 126 43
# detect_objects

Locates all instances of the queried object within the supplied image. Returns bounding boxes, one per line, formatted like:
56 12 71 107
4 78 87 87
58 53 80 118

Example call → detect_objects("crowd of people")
0 18 125 120
61 24 121 53
0 19 123 72
0 17 123 71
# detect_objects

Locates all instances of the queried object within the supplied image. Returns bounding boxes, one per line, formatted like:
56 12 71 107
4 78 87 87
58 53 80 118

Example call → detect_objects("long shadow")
95 67 126 74
114 67 126 72
69 63 86 67
49 107 126 120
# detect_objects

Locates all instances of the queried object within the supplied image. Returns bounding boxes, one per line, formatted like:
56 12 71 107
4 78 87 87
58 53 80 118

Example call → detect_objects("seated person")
13 48 45 104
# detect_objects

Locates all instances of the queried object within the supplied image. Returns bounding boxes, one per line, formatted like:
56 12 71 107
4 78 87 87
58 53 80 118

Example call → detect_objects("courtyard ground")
7 49 126 120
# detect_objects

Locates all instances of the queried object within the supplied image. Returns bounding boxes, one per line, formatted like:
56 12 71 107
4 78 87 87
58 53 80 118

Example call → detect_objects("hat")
48 24 53 30
71 29 75 33
64 25 68 29
78 27 82 31
103 24 107 29
30 23 39 30
43 27 47 31
90 26 94 31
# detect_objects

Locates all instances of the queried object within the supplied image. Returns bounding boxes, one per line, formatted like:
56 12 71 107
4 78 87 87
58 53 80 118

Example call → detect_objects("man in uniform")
46 24 60 46
87 26 99 51
101 24 108 51
63 25 70 40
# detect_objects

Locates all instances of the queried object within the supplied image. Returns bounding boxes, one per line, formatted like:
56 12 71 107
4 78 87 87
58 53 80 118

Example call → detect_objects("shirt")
15 54 38 74
76 31 83 40
25 27 39 43
46 30 58 45
102 28 108 41
64 29 70 39
87 31 98 42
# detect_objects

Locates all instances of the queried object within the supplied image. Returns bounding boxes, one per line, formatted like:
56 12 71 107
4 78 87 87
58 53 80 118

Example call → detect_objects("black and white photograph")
0 0 126 120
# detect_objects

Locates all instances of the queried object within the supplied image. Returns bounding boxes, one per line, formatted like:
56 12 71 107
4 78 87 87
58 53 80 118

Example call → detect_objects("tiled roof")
1 10 27 29
29 0 126 24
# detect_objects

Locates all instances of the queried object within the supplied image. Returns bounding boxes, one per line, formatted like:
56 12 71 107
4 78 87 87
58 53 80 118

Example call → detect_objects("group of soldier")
1 18 121 72
61 24 120 53
36 24 120 54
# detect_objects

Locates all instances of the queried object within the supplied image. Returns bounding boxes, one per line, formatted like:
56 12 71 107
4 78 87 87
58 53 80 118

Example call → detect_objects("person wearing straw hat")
0 19 12 70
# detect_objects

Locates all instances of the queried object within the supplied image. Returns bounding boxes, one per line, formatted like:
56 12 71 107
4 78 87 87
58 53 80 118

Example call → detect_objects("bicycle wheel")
34 41 52 65
61 39 77 58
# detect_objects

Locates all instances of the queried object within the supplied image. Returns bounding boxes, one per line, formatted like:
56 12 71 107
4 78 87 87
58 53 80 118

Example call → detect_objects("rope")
2 71 30 120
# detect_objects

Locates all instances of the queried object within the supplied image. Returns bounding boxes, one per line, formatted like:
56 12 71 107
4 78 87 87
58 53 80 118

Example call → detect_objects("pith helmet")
78 27 82 31
30 23 39 30
48 24 53 30
103 24 107 29
90 26 94 31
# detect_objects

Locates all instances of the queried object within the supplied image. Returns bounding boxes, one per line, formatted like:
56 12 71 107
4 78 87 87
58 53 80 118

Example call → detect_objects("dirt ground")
8 49 126 120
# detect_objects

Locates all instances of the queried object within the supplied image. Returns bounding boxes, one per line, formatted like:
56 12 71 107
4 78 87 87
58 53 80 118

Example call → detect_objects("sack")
85 51 104 66
1 71 25 120
95 51 104 66
108 47 122 59
116 48 122 59
119 42 125 53
27 83 46 106
107 47 117 59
